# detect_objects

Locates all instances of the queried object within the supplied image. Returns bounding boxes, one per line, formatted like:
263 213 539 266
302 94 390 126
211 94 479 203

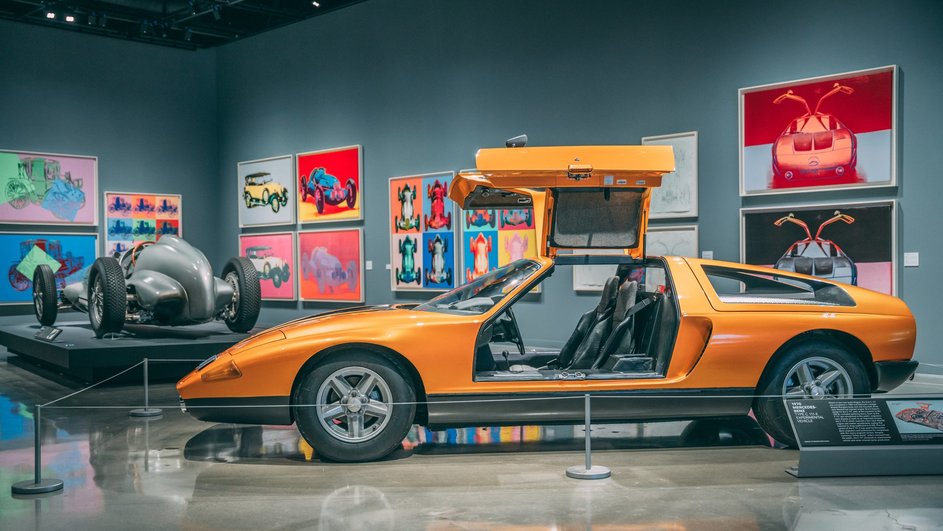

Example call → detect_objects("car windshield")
413 260 541 315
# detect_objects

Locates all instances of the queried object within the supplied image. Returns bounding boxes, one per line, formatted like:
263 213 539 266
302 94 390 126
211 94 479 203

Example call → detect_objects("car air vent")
463 186 533 208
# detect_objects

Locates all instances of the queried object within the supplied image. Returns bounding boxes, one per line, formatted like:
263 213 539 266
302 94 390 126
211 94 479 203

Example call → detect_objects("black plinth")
0 318 266 381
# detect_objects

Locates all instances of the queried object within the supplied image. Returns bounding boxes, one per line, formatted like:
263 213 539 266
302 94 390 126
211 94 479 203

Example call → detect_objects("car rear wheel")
293 352 416 462
300 176 309 202
33 264 58 326
88 257 127 338
221 257 261 333
753 340 869 447
345 179 357 209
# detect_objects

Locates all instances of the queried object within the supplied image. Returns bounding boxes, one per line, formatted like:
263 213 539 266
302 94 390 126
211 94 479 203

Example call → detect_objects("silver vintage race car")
32 236 261 338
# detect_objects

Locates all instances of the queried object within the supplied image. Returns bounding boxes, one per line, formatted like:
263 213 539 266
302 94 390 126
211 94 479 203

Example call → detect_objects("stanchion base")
129 408 163 418
566 465 611 480
12 478 64 495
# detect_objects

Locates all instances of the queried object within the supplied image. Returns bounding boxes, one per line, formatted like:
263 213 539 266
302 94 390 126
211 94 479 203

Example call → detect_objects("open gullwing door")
449 144 676 259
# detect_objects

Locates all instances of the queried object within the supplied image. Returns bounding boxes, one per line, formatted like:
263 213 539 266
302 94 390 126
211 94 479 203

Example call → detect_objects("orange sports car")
178 142 917 462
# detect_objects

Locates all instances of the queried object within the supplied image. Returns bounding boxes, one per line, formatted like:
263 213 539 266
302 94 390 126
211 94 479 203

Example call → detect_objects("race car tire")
88 257 126 338
345 179 357 209
753 340 869 447
314 186 325 214
222 257 261 333
272 269 282 289
33 264 58 326
293 351 416 462
301 176 309 202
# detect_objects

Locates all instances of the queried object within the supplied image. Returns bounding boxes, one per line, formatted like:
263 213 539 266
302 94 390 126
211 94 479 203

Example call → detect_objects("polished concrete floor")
1 348 942 530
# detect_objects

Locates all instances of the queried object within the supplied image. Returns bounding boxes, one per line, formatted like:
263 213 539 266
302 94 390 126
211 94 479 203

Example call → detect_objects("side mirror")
506 134 528 148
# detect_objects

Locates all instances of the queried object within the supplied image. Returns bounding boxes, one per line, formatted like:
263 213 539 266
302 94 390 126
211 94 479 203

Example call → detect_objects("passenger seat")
551 276 619 369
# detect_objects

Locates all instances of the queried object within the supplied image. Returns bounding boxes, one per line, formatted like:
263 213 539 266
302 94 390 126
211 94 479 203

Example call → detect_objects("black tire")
244 192 251 208
753 340 869 447
314 186 325 214
271 269 282 289
33 264 58 326
221 257 261 333
292 351 416 462
87 257 127 338
345 179 357 209
269 194 280 213
301 176 309 202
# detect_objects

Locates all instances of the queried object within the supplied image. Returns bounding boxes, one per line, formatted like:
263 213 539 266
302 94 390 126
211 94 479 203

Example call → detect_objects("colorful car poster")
0 150 98 225
239 232 296 300
388 172 456 291
741 200 895 295
0 232 97 304
460 208 540 291
740 65 896 196
298 228 363 302
104 191 182 257
238 155 295 227
297 146 362 224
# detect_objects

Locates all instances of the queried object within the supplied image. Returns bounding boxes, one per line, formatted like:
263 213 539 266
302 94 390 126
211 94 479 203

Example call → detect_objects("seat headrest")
613 280 638 321
596 276 620 313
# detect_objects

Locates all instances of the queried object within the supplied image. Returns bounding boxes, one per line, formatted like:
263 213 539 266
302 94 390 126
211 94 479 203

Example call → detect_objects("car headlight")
201 358 242 382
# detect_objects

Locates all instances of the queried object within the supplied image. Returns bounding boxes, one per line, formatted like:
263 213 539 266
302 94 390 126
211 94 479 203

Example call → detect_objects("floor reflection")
183 416 771 464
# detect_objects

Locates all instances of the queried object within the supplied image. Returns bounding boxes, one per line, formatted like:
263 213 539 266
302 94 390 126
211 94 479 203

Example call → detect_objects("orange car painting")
178 142 917 462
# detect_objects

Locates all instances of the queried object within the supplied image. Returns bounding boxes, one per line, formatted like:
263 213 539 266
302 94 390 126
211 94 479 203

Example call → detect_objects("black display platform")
0 316 268 381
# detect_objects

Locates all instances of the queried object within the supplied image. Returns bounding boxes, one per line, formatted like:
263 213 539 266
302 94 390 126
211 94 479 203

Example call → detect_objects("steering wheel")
501 307 526 357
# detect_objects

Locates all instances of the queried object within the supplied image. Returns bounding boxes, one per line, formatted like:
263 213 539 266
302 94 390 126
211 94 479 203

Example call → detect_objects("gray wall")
1 1 941 375
216 0 943 374
0 18 219 302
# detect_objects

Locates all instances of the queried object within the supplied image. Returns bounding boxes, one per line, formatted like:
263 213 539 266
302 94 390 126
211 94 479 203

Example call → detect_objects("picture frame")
237 154 295 228
297 227 364 303
238 231 297 301
0 231 98 305
739 65 897 196
641 131 698 219
103 191 182 256
0 149 98 226
740 199 897 295
388 171 457 292
296 145 363 224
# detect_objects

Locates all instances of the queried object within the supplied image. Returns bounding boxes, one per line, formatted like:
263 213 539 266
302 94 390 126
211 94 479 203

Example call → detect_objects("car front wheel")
33 264 59 326
221 257 261 333
753 340 869 447
87 257 127 338
293 352 416 462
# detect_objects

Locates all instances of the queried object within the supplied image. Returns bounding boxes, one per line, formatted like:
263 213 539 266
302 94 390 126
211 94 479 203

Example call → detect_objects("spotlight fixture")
184 27 193 42
98 12 107 28
212 4 221 20
65 14 75 23
88 12 96 26
45 11 55 19
312 1 320 6
140 19 148 35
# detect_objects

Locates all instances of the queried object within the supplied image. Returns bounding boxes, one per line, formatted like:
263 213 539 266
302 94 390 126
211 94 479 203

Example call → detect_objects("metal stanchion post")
11 405 64 495
130 358 162 418
566 394 611 480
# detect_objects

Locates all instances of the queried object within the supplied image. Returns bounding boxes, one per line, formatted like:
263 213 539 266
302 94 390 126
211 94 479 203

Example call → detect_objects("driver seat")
551 276 620 369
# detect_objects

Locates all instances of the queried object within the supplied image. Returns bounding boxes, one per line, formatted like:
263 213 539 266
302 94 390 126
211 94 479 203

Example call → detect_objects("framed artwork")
740 65 897 196
741 200 896 295
0 231 97 305
297 227 364 303
103 191 182 256
0 150 98 225
460 207 540 291
239 232 296 301
388 172 456 291
297 145 362 224
571 225 698 291
237 155 295 227
641 132 698 219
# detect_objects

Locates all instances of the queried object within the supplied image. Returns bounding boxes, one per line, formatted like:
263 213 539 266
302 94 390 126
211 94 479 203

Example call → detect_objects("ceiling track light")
65 14 75 23
99 13 107 28
212 4 221 20
312 1 321 6
87 12 96 26
45 11 55 19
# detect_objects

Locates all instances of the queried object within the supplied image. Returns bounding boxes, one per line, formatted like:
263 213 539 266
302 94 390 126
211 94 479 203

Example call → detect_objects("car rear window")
702 265 855 306
550 188 642 249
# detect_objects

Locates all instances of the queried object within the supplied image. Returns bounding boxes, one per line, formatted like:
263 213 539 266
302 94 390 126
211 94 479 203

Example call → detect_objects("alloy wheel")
782 356 853 399
316 366 393 443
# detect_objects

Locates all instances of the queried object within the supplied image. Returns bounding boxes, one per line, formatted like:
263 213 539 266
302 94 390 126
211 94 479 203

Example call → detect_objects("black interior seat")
591 280 641 369
553 276 619 369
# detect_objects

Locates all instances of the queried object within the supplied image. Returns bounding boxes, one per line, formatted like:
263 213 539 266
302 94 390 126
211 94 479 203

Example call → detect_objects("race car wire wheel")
782 356 853 399
315 366 393 443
